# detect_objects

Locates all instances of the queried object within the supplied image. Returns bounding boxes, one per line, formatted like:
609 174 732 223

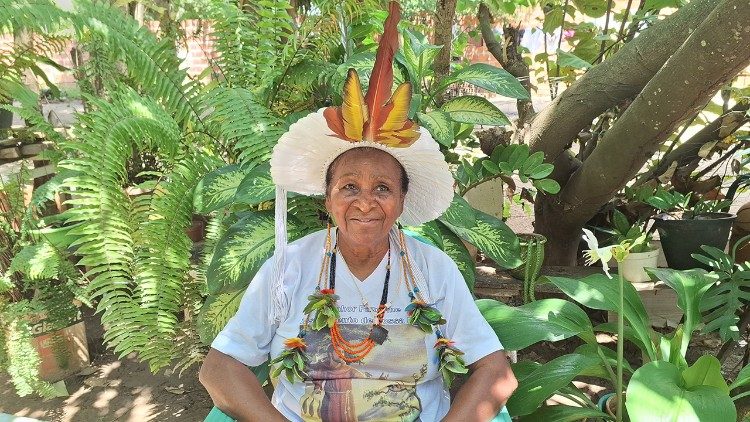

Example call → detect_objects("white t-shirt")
212 229 502 421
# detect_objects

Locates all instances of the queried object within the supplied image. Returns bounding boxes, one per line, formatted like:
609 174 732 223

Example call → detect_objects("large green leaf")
447 64 529 100
572 0 608 17
507 353 600 417
647 268 715 357
441 209 521 269
477 298 597 350
197 288 245 345
235 162 275 206
440 195 477 228
627 361 736 422
730 363 750 390
441 96 510 126
557 49 593 70
682 355 729 394
518 405 613 422
546 274 656 360
194 164 247 213
543 6 564 34
416 111 453 147
206 211 300 294
435 221 476 292
404 221 476 292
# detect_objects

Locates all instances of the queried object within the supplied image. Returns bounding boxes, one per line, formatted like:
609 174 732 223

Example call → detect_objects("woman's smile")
325 148 405 254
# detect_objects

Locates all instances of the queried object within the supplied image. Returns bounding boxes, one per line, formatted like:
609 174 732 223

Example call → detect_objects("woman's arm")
199 348 287 422
442 350 518 422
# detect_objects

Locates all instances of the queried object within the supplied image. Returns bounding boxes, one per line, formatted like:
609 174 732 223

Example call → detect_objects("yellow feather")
341 69 367 141
379 83 412 133
379 124 420 147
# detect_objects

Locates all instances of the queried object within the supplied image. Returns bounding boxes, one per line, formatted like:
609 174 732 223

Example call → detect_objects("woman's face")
325 148 405 251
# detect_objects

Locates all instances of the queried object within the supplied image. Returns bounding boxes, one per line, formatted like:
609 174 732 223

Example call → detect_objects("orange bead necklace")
324 244 391 363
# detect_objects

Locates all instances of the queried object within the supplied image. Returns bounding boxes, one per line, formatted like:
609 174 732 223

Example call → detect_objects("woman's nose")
353 192 376 211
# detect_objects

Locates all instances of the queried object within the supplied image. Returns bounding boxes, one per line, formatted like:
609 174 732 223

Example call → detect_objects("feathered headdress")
323 2 419 147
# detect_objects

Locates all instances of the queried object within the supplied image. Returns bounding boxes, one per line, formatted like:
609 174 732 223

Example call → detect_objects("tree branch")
525 0 718 164
477 2 535 125
433 0 458 107
557 0 750 229
640 102 750 183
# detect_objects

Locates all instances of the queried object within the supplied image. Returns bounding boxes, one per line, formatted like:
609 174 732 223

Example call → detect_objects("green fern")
0 0 70 33
0 300 58 398
130 156 213 370
203 87 287 166
73 0 203 126
207 0 294 96
59 88 216 371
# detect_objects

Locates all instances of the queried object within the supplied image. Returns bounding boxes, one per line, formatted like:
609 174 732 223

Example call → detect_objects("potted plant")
1 177 89 398
607 210 658 282
647 187 734 270
477 263 744 421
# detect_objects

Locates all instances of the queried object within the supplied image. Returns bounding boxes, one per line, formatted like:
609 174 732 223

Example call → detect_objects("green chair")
204 406 512 422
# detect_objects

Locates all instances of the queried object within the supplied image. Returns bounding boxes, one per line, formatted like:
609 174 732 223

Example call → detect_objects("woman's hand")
199 348 287 422
442 350 518 422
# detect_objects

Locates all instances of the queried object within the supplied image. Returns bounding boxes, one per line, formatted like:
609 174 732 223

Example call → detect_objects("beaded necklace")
270 226 468 387
327 245 391 362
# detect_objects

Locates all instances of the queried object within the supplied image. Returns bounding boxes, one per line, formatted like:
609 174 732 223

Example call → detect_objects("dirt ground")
0 309 214 422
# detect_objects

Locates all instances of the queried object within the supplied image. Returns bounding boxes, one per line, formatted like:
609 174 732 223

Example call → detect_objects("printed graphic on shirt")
300 324 427 422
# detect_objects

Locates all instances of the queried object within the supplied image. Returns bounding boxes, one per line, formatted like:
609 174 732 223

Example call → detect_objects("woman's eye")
376 185 390 192
342 183 357 191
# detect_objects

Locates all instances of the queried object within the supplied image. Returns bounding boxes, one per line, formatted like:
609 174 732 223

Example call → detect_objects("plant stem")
617 271 624 422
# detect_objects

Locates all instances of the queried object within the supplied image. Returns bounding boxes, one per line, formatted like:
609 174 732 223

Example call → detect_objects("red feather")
363 1 400 141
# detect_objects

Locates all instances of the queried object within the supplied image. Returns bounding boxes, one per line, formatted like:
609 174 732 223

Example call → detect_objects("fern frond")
0 0 71 35
207 0 293 94
130 155 214 371
73 0 202 126
202 86 287 167
58 87 208 371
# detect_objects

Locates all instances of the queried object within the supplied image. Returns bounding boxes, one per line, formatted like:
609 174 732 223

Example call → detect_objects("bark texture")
433 0 458 106
537 0 750 264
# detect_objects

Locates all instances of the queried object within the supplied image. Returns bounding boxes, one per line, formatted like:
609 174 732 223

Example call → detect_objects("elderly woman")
199 3 517 421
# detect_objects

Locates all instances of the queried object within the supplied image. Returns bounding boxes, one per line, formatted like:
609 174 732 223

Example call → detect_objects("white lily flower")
582 228 614 279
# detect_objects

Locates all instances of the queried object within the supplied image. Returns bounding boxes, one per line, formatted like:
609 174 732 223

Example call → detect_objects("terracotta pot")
27 314 90 382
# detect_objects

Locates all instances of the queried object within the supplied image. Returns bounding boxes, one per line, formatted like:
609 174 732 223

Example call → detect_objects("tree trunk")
477 3 535 126
525 0 718 163
433 0 458 106
537 0 750 264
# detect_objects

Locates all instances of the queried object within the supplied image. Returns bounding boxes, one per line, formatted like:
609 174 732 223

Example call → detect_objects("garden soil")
0 309 214 421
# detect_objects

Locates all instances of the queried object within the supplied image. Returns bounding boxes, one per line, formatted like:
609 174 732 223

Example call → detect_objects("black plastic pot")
653 212 735 270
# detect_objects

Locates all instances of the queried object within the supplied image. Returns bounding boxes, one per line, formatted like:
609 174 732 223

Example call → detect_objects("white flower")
582 228 614 279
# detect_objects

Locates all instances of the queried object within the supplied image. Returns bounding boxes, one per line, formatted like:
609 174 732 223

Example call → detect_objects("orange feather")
323 107 348 140
363 1 400 141
341 68 367 140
